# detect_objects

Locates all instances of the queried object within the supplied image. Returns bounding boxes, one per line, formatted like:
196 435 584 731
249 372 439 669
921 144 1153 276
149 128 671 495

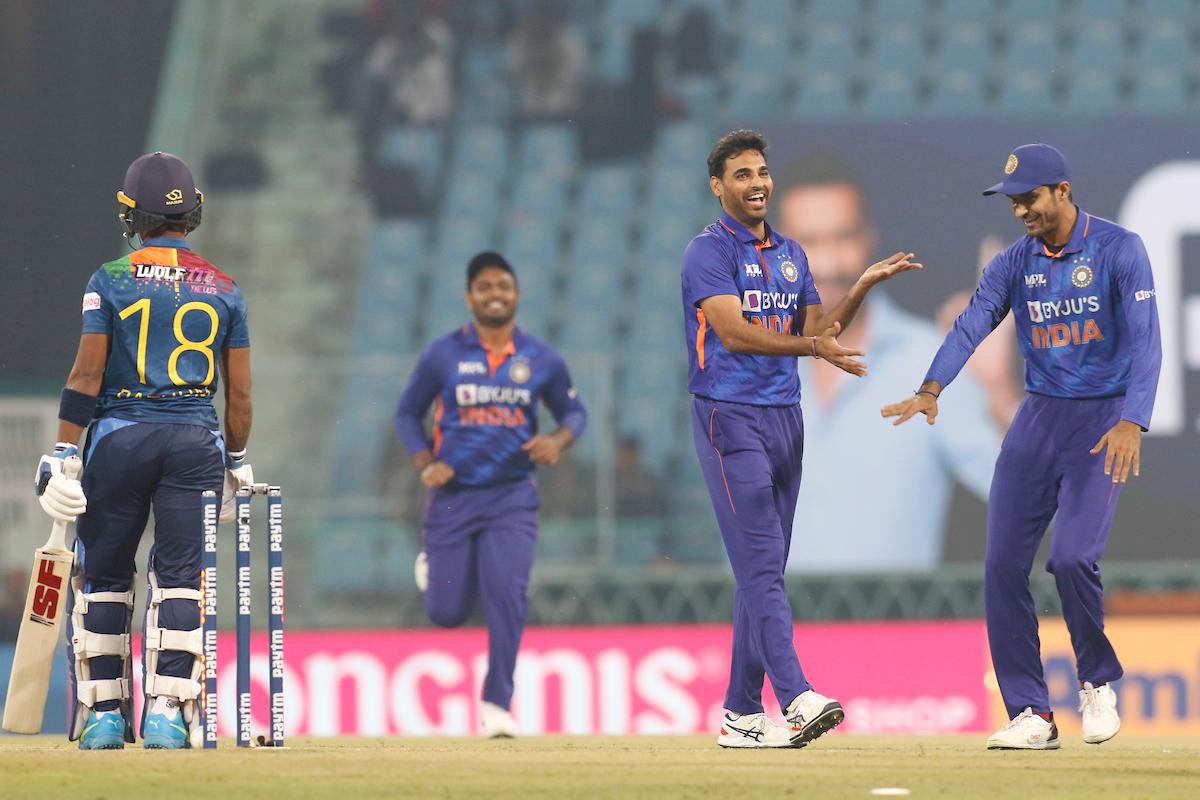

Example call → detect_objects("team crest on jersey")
779 261 799 283
1071 264 1094 288
1004 154 1019 175
509 358 532 384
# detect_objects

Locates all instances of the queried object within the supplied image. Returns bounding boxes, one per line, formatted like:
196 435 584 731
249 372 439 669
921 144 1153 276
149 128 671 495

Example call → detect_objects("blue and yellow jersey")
681 211 821 406
926 211 1162 429
395 325 587 487
80 237 250 428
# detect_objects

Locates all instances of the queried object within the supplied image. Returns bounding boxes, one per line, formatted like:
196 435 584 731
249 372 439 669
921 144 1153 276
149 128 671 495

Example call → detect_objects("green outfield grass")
1 734 1198 799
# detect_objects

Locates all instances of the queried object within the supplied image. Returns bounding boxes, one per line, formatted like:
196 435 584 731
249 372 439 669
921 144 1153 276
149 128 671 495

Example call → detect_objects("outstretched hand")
860 251 923 288
814 321 867 377
881 392 939 426
1089 420 1141 484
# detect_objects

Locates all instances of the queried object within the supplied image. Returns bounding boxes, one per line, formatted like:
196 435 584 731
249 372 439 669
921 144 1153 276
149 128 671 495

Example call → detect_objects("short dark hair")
777 153 871 221
466 250 516 288
1044 183 1075 202
707 129 768 179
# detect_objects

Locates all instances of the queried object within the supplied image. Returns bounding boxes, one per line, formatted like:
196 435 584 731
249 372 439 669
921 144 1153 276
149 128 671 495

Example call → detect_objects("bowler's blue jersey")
80 237 250 429
395 325 587 487
926 211 1161 429
682 212 821 406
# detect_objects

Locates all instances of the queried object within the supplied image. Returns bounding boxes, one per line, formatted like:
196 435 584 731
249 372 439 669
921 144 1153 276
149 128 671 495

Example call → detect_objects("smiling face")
1008 182 1073 242
467 265 519 328
710 149 772 232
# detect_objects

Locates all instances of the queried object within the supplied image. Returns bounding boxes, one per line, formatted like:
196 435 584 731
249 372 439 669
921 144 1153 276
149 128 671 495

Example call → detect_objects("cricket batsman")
37 152 255 748
683 130 920 748
395 251 586 737
883 143 1162 749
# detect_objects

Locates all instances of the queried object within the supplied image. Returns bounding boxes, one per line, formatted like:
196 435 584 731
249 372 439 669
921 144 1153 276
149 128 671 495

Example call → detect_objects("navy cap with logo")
982 143 1070 197
119 151 200 214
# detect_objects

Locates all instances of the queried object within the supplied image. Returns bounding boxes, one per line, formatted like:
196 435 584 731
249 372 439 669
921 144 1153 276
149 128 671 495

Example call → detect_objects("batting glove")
35 443 87 523
219 449 254 523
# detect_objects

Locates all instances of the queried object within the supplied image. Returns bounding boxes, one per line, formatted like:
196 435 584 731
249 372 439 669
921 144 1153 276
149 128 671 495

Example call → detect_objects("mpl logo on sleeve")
82 292 102 313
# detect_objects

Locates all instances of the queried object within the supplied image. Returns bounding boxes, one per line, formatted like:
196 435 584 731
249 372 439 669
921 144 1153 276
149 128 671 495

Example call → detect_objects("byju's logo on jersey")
1026 295 1100 323
1135 289 1156 302
455 383 533 407
458 361 486 375
744 263 763 278
1025 273 1046 288
743 290 799 313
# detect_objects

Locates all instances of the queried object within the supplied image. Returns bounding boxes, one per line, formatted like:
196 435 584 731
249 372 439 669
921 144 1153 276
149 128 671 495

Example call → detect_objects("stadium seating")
199 0 1200 600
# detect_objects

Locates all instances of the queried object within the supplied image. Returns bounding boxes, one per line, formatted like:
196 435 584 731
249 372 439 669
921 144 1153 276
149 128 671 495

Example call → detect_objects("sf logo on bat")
30 558 65 626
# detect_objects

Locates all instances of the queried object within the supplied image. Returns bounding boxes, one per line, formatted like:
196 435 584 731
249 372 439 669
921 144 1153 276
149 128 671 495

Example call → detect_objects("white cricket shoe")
414 551 428 592
480 701 518 738
716 711 796 749
986 707 1061 750
784 690 844 746
1079 682 1120 744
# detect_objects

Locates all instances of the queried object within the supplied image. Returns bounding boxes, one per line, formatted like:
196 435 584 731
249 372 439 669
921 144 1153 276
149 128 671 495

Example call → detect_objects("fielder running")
36 152 255 749
883 143 1162 749
395 251 586 737
683 130 920 748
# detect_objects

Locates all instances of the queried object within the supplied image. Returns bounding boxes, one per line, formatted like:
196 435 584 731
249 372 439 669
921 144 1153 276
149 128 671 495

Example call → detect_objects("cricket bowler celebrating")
395 251 586 737
883 143 1162 750
683 130 920 748
36 152 254 749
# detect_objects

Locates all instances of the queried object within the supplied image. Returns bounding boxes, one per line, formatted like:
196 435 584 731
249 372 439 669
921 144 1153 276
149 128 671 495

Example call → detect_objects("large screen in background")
743 120 1199 569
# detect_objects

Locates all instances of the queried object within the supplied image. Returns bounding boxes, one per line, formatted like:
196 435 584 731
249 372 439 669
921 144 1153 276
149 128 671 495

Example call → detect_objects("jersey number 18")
117 298 219 386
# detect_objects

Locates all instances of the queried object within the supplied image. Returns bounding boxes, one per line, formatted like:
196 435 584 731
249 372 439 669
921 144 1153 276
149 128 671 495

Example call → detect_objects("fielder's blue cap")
982 143 1070 196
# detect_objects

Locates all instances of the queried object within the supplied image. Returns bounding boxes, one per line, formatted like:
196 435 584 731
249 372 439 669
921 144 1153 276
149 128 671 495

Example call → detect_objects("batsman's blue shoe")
143 711 190 749
79 710 126 750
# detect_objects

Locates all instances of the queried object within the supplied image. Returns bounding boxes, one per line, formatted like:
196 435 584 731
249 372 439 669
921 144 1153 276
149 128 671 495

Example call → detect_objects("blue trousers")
691 396 811 714
423 478 538 710
73 420 224 710
986 394 1125 718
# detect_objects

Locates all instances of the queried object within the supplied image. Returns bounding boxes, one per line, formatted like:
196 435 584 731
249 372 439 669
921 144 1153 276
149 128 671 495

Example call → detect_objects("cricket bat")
2 455 82 734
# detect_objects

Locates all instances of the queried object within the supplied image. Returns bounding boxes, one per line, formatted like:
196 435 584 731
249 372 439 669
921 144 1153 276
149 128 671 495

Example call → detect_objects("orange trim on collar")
484 339 516 377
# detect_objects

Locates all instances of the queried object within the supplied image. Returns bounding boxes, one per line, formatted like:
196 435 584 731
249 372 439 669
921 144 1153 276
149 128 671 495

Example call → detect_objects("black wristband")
59 388 99 427
915 389 939 400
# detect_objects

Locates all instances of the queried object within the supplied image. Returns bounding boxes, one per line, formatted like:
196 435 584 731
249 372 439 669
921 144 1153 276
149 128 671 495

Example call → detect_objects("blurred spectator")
538 452 597 518
504 0 586 121
354 0 455 170
614 437 662 515
776 155 1019 573
666 5 715 77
